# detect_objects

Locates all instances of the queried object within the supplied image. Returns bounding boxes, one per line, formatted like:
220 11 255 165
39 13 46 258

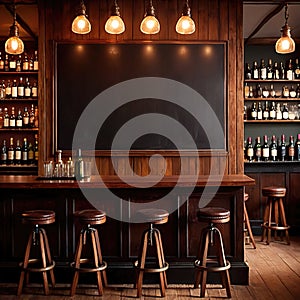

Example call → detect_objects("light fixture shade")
275 25 295 54
5 25 24 55
72 14 91 34
140 16 160 34
176 16 195 34
105 16 125 34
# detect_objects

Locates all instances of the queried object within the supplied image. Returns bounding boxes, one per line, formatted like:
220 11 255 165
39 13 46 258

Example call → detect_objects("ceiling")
0 1 299 41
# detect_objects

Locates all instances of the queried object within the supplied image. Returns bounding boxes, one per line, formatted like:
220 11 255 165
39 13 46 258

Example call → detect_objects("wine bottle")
9 55 16 71
23 107 29 128
267 58 273 79
251 102 257 120
282 103 289 120
279 61 285 79
7 137 14 165
288 135 295 161
262 135 269 161
4 54 9 72
286 59 294 80
33 50 39 71
31 81 38 98
296 84 300 98
294 58 300 79
29 104 35 128
0 80 5 99
273 62 280 80
295 133 300 161
15 139 21 165
0 140 7 165
11 80 18 98
16 108 23 128
0 52 4 70
256 84 262 98
17 77 25 99
263 101 269 120
278 134 286 161
270 135 277 161
254 136 262 162
0 108 3 129
75 148 84 179
5 80 11 99
276 103 282 120
252 61 259 79
24 78 31 98
269 101 276 120
257 102 263 120
22 138 28 165
16 55 22 72
22 53 29 71
9 107 16 128
260 59 267 80
33 134 39 165
28 142 34 165
3 108 9 128
244 83 250 98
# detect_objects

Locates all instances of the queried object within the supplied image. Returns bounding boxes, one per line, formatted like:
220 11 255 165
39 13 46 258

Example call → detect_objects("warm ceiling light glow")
71 0 91 34
176 0 195 35
5 4 24 55
275 4 295 54
140 0 160 34
105 0 125 34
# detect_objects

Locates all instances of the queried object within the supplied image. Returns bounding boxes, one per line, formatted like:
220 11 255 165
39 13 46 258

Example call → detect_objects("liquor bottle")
31 81 38 98
256 84 262 98
273 62 280 80
15 139 21 165
262 86 269 98
3 108 9 128
0 52 4 70
16 55 22 72
75 148 84 179
260 59 267 80
257 102 263 120
286 59 294 80
29 55 34 71
254 136 262 161
0 108 3 129
276 103 282 120
249 86 254 98
278 134 286 161
17 77 25 98
251 102 257 120
7 137 14 165
279 61 285 79
4 54 9 72
267 58 273 79
33 50 38 71
33 134 39 165
296 84 300 98
28 142 34 165
282 103 289 120
34 106 39 128
23 107 29 128
9 55 16 71
295 58 300 79
243 105 247 120
22 138 28 165
262 135 269 161
263 101 269 120
282 86 289 98
24 78 31 98
269 101 276 120
289 86 296 98
11 79 18 98
288 135 295 161
269 84 276 98
270 135 277 161
16 108 23 128
0 140 7 165
22 53 29 71
244 83 250 98
252 61 259 79
9 107 16 128
245 63 252 79
29 104 35 128
295 133 300 161
5 80 11 99
0 80 5 99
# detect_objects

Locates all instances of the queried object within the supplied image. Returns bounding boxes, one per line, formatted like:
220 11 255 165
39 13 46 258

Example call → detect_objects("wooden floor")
0 236 300 299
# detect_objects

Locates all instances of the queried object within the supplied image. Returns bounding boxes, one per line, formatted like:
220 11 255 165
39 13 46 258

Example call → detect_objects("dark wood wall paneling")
40 0 243 177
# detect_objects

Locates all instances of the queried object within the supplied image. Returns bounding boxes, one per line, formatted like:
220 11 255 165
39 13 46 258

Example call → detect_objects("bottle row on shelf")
0 105 38 129
0 77 38 100
244 83 300 99
245 58 300 81
244 101 300 121
0 51 38 72
244 134 300 163
0 135 39 166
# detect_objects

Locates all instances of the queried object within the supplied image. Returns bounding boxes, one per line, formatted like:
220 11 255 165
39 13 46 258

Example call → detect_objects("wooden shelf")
244 120 300 123
0 71 38 75
0 128 38 131
245 79 300 83
244 98 300 101
0 98 38 102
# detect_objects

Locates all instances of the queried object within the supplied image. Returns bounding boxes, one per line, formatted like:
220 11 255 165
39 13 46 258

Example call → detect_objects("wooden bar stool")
134 208 169 298
194 207 231 298
261 187 290 245
17 210 56 296
70 209 107 296
244 193 256 249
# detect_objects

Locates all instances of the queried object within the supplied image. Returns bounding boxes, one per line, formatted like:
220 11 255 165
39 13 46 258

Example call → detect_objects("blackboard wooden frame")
54 41 227 151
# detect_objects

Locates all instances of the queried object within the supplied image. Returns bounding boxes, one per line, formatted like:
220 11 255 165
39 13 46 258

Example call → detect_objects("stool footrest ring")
134 260 169 273
194 258 231 272
262 223 290 231
19 258 55 272
70 258 107 273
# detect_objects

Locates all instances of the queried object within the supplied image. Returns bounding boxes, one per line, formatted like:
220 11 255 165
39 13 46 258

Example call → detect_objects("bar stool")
244 193 256 249
261 186 290 245
17 210 56 296
194 207 231 298
134 208 169 298
70 209 107 296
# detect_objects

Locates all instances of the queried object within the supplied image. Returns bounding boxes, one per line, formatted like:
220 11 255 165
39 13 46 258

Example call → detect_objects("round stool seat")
262 187 286 198
74 209 106 225
135 208 169 224
197 207 230 223
22 210 55 225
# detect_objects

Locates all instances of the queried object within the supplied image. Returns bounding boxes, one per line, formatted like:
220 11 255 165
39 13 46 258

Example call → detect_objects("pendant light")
275 3 295 54
176 0 195 35
71 0 91 34
105 0 125 34
5 3 24 55
140 0 160 35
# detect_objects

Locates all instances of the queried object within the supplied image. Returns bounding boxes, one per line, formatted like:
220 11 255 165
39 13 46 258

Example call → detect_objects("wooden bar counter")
0 174 254 285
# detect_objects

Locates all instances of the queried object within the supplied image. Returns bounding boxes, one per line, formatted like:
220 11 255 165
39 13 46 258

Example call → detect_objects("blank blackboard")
55 42 226 150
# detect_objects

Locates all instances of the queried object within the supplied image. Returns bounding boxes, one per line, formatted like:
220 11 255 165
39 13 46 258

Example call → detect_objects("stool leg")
39 229 50 295
274 199 279 241
40 228 55 287
70 230 84 296
261 200 269 242
153 229 166 297
91 229 103 296
155 228 168 289
278 198 290 245
214 227 231 298
136 230 149 298
17 231 33 296
244 202 256 249
94 228 108 286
